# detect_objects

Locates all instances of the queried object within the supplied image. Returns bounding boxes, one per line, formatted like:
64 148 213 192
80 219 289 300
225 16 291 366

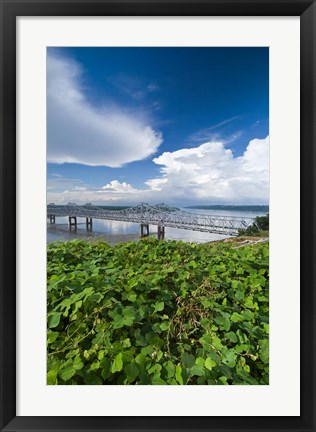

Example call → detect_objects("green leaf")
163 361 175 378
231 312 243 322
208 351 221 363
48 312 61 328
216 364 233 379
47 331 59 344
214 315 230 331
226 331 238 343
195 357 205 367
259 339 269 363
141 345 154 356
235 290 244 300
167 378 178 385
112 315 134 329
60 366 76 381
122 338 131 348
181 352 195 369
244 296 254 309
100 358 111 380
47 370 58 385
148 364 162 375
241 309 254 321
152 374 166 385
135 353 147 368
111 353 123 373
159 322 169 331
73 356 84 371
210 335 223 350
236 330 248 344
218 376 228 385
205 357 216 371
156 350 163 362
235 343 249 353
83 372 103 385
222 351 237 368
90 361 100 371
154 302 164 313
175 365 183 385
98 350 105 360
124 363 140 381
190 365 205 377
199 334 213 349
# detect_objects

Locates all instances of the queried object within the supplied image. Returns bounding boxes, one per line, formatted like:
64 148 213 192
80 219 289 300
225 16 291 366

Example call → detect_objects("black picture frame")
1 0 315 431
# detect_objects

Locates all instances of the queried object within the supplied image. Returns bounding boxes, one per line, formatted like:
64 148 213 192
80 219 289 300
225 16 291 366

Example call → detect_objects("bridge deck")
47 203 257 236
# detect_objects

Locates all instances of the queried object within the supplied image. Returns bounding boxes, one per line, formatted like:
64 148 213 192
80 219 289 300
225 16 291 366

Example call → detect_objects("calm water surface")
47 208 267 245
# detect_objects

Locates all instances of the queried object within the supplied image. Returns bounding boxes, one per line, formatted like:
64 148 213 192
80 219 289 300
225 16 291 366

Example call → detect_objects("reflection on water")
47 209 267 245
47 218 140 245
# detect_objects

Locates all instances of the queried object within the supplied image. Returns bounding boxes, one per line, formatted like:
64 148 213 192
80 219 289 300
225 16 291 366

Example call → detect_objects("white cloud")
47 177 147 204
102 180 139 194
48 137 269 206
146 136 269 204
47 136 269 206
47 52 162 167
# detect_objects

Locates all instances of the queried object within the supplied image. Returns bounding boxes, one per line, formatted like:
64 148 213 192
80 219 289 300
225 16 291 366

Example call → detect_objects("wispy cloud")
47 52 163 167
47 176 88 192
189 116 241 142
108 75 159 101
224 131 244 144
147 83 159 93
152 100 163 111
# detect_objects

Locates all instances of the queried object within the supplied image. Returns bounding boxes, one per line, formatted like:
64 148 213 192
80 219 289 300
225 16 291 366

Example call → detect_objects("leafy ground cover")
47 238 269 385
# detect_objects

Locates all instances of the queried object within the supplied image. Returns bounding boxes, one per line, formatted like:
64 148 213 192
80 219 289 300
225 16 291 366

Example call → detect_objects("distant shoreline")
184 205 269 212
48 204 269 213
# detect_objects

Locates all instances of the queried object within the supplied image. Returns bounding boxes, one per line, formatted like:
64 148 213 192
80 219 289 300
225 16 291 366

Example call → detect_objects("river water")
47 208 267 245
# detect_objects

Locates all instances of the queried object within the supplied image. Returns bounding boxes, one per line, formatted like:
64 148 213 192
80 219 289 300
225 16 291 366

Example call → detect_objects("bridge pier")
49 215 55 224
157 225 165 240
139 223 149 238
69 216 77 230
86 217 93 230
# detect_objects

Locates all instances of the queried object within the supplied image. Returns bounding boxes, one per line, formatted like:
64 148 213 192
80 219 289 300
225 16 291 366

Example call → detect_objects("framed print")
0 0 315 431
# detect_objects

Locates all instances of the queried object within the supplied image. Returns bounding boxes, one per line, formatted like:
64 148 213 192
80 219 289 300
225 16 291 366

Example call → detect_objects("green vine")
47 238 269 385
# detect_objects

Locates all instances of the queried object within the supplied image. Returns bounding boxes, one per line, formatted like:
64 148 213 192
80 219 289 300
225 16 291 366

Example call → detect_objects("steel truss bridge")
47 202 259 237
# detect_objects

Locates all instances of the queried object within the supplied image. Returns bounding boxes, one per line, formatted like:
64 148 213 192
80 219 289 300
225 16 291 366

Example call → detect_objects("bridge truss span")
47 202 259 237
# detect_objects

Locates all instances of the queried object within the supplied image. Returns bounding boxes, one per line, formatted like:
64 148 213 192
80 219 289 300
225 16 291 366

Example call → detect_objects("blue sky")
47 47 269 206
